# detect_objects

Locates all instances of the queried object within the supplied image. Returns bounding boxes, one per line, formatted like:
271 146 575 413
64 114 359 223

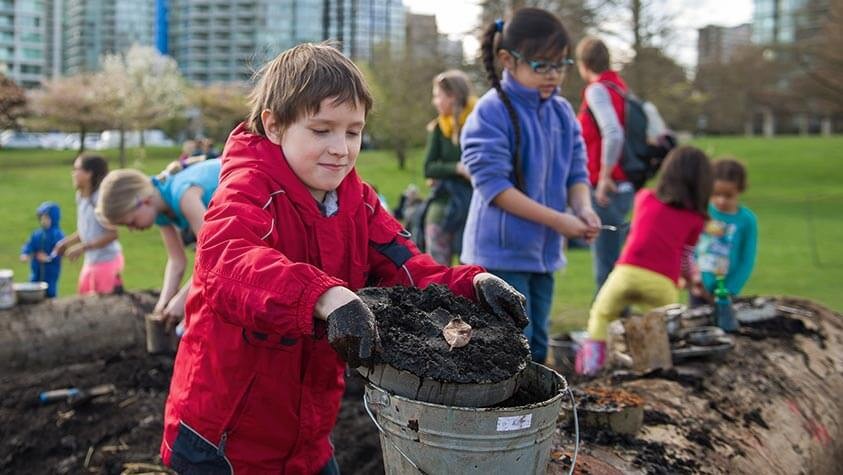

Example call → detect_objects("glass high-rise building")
169 0 406 84
751 0 826 44
0 0 46 88
63 0 155 75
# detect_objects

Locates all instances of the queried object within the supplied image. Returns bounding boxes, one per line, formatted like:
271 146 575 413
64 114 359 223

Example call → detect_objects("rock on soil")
360 285 530 383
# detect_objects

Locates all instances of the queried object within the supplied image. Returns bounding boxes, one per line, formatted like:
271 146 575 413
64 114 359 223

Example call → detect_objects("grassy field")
2 136 841 334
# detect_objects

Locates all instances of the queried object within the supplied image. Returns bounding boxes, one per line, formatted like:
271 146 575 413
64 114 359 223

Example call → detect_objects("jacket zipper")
178 420 234 474
218 374 256 456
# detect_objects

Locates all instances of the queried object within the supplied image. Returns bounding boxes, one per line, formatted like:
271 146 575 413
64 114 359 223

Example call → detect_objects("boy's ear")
260 110 283 145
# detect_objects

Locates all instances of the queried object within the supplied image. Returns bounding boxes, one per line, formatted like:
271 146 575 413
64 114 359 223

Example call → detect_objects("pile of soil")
0 344 384 474
3 294 841 475
360 284 530 384
549 297 843 475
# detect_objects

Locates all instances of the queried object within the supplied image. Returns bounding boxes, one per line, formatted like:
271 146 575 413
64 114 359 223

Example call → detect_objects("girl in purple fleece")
460 8 601 363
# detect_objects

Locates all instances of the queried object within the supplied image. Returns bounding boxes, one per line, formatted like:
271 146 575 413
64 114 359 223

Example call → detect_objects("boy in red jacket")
160 43 527 475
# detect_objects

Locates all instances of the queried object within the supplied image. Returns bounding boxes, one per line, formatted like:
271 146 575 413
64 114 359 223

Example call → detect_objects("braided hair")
481 8 571 191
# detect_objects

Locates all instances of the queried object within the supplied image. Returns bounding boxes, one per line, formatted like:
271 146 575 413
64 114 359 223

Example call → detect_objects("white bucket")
0 269 15 309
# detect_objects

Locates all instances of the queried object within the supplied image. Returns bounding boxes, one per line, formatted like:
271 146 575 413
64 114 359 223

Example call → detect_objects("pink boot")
575 340 606 375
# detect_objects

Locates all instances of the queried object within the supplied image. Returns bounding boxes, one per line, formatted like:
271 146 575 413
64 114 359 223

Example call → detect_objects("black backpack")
598 82 675 190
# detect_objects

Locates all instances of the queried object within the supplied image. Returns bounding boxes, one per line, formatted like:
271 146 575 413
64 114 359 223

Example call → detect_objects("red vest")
577 70 629 187
161 123 482 474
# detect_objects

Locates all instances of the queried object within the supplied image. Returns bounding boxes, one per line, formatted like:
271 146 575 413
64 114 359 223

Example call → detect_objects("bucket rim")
365 362 566 412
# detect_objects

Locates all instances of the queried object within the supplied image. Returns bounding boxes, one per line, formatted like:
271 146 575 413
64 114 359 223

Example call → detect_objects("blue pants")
487 269 554 363
590 189 634 292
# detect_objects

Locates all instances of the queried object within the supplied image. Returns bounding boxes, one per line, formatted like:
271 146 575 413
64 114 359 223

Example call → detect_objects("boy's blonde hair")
96 169 155 225
247 43 373 136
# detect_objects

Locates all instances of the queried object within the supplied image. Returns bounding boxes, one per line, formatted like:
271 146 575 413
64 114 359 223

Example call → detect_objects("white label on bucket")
496 414 532 432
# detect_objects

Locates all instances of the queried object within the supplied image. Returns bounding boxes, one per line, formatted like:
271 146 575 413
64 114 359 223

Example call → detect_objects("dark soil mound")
360 284 530 384
0 344 385 474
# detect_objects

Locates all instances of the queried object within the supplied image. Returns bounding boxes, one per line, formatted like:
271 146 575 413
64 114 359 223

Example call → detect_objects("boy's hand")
19 254 29 262
595 178 617 207
35 251 50 263
473 273 528 329
326 299 381 368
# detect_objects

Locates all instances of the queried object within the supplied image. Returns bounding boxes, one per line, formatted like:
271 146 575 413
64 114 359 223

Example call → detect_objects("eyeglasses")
508 50 574 75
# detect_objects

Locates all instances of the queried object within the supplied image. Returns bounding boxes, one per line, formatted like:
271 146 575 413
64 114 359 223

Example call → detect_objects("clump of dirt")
570 428 699 475
360 285 530 384
573 386 644 410
644 409 674 426
740 315 823 341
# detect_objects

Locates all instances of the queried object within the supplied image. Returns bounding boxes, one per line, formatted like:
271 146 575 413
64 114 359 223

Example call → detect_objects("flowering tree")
30 74 109 154
100 44 187 165
0 74 27 131
189 83 250 144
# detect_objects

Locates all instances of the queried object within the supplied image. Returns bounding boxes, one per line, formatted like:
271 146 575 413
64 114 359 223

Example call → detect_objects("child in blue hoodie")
461 8 601 363
20 201 65 298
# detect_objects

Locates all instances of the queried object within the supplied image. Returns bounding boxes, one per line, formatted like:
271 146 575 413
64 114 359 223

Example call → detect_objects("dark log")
0 292 155 373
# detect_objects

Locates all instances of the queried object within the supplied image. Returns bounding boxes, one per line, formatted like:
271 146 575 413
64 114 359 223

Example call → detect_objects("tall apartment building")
0 0 46 88
752 0 826 45
697 23 751 66
324 0 405 62
63 0 155 75
169 0 405 84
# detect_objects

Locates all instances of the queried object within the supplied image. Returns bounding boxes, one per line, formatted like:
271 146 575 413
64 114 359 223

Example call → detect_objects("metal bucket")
364 362 568 474
0 270 14 309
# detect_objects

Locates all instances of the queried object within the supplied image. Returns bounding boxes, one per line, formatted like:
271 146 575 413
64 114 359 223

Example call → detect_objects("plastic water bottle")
714 276 738 332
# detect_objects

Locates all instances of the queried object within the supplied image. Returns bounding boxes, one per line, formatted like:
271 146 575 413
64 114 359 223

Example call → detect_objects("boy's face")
711 180 741 214
39 214 51 229
265 98 365 202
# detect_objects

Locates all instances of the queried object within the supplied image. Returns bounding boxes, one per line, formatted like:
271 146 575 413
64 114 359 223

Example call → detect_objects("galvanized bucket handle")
363 388 429 474
363 377 580 475
560 375 579 475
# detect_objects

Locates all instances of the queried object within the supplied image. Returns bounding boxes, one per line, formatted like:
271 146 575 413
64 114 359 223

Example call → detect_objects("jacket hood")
36 201 61 229
220 123 364 217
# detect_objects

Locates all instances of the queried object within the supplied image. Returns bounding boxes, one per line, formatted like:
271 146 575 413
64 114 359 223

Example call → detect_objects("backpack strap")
599 80 627 98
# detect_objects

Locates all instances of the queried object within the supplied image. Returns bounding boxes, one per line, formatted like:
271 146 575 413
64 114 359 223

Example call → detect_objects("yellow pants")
587 264 678 341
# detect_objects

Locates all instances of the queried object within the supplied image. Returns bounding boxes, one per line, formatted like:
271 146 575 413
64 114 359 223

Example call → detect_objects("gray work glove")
326 299 381 368
473 272 529 329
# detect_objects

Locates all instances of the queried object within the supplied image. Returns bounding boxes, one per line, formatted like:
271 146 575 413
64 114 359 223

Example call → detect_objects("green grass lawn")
2 136 841 334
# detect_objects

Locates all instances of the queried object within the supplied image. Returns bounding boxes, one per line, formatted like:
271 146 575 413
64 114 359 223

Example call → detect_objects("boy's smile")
265 98 365 203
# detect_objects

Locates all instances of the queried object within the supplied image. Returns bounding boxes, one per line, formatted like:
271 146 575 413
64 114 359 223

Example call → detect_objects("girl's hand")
54 238 69 256
161 296 186 332
553 213 590 240
66 243 86 262
577 208 602 244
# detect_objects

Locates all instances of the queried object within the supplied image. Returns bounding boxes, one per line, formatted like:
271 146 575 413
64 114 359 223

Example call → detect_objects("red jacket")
161 123 484 474
577 70 629 187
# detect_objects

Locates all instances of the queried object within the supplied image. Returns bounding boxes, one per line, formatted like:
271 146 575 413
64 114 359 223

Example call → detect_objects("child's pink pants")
78 253 124 294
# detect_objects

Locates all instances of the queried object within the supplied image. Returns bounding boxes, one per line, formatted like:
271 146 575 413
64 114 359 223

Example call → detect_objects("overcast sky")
403 0 754 69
